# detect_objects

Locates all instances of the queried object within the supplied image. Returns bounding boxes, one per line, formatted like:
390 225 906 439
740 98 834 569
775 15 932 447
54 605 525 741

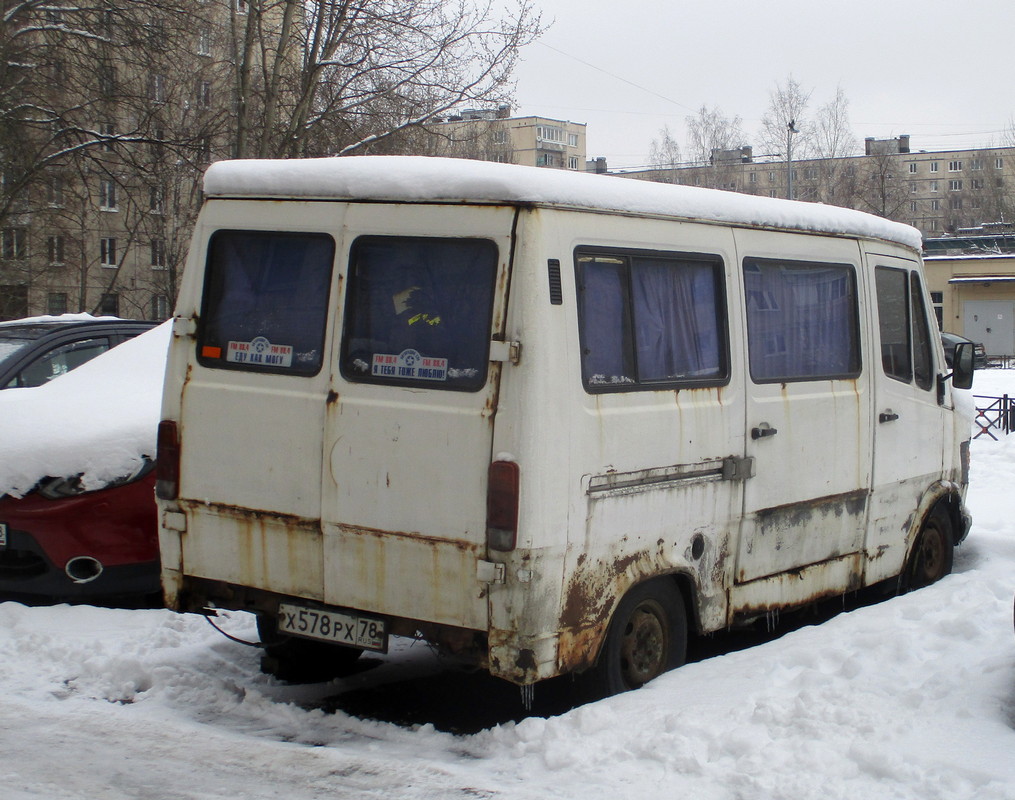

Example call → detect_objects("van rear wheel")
906 507 954 590
580 578 687 699
257 614 362 683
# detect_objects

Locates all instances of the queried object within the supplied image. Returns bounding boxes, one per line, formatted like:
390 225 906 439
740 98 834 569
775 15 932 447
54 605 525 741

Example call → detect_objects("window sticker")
372 349 448 381
227 336 294 368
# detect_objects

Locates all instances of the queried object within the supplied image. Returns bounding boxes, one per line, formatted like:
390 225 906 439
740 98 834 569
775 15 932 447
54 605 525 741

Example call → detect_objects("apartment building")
0 1 268 322
434 108 587 171
626 136 1015 240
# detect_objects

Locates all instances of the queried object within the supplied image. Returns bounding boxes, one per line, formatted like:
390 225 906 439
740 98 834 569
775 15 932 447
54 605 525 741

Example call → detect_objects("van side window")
576 249 728 391
875 266 934 391
340 236 498 392
744 258 860 383
197 230 335 375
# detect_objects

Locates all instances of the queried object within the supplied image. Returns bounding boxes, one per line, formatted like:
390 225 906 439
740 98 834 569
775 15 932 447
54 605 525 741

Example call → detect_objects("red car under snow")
0 465 159 606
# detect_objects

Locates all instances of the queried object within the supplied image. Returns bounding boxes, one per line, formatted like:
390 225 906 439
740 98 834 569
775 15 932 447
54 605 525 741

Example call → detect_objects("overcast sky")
510 0 1015 169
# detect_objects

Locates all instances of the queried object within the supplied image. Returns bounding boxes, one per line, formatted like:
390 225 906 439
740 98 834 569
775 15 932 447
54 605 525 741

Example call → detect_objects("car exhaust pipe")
65 556 104 584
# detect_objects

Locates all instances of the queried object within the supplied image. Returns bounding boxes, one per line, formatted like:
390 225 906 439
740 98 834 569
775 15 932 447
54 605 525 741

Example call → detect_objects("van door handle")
879 410 899 423
751 423 778 439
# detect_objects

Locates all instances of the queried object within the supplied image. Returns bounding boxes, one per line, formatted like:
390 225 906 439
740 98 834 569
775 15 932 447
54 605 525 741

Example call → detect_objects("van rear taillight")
155 420 181 500
486 460 520 552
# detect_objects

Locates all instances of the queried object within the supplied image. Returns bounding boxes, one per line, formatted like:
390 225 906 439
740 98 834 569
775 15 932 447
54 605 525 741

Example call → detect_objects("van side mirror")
949 342 975 390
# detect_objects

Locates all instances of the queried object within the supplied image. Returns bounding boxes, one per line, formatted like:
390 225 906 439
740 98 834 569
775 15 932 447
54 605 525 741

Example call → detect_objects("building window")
929 180 938 192
197 28 212 56
536 125 565 143
948 161 963 172
197 136 211 163
949 179 962 191
151 239 167 269
568 156 579 170
929 162 939 173
149 186 164 213
47 235 65 265
235 0 248 12
48 176 64 206
749 172 757 183
97 62 116 95
100 237 117 267
568 133 579 147
47 292 68 316
99 293 119 315
99 179 117 210
971 159 982 170
768 171 776 182
804 168 817 180
149 73 167 103
492 129 507 145
2 228 27 259
971 179 983 190
908 163 917 173
151 294 170 320
98 121 115 152
950 197 962 210
909 182 917 194
196 80 211 108
909 201 918 213
996 158 1005 169
930 199 940 211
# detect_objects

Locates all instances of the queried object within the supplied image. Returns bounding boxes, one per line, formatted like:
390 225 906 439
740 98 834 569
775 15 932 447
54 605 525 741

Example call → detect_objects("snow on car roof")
203 155 924 251
0 321 171 498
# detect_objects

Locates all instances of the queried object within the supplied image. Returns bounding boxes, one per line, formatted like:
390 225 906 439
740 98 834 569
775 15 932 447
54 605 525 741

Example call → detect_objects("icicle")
520 683 534 712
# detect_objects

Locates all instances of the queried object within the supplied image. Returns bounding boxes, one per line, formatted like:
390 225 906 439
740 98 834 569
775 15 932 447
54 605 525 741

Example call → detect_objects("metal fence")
973 394 1015 439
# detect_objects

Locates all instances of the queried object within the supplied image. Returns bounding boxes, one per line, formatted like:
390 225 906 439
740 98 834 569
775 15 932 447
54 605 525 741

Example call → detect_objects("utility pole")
786 119 799 200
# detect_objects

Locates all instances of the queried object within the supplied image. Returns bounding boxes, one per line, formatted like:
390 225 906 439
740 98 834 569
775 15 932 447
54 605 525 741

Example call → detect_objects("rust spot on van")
326 389 339 405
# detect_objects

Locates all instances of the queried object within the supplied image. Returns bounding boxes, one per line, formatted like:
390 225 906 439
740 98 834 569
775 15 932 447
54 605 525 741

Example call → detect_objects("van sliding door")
732 230 873 608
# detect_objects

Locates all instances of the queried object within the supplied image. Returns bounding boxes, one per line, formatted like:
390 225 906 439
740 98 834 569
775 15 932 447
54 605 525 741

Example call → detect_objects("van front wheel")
906 507 955 590
580 579 687 699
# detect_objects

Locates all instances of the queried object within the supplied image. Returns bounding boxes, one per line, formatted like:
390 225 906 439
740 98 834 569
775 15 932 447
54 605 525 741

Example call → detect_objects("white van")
157 156 974 695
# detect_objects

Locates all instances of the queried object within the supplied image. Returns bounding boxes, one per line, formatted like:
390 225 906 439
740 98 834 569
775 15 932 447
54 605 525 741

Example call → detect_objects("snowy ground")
2 373 1014 800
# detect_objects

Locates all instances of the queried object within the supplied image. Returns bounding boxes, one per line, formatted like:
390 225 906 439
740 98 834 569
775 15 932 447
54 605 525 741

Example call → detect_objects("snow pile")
0 321 171 497
0 371 1011 799
203 156 924 251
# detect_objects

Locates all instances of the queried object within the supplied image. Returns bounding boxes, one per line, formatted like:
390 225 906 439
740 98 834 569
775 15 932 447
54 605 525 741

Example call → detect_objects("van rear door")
320 204 516 632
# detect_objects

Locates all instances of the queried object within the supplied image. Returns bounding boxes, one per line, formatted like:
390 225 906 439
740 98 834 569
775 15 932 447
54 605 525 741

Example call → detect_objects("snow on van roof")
203 156 923 251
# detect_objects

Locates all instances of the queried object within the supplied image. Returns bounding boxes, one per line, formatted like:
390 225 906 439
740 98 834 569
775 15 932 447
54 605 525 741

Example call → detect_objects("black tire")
905 506 955 590
579 578 687 700
256 613 362 683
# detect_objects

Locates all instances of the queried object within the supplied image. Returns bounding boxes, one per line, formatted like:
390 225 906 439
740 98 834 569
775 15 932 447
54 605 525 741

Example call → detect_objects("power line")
535 42 697 114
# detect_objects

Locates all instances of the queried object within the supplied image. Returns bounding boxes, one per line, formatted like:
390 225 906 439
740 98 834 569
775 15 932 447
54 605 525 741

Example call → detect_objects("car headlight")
36 457 156 500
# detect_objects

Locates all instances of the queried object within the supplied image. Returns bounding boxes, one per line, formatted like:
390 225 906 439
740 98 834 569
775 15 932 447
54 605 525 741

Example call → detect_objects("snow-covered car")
0 322 170 606
0 314 156 390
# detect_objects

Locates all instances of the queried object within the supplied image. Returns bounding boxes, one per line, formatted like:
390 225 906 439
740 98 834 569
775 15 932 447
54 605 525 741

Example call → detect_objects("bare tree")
813 87 857 159
758 76 814 159
649 125 681 167
685 105 743 164
228 0 543 159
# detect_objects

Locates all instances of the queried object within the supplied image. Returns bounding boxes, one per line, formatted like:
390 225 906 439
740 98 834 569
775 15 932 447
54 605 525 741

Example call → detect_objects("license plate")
0 522 6 548
278 602 387 652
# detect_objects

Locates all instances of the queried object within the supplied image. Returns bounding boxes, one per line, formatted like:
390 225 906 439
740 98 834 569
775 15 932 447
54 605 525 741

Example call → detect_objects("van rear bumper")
172 575 490 665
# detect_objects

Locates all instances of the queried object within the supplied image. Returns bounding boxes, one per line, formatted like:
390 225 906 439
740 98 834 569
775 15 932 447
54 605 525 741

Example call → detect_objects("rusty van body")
156 156 973 696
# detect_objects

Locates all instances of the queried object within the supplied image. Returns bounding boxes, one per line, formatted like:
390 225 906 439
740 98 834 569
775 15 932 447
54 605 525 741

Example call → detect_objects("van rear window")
340 237 498 392
197 230 335 376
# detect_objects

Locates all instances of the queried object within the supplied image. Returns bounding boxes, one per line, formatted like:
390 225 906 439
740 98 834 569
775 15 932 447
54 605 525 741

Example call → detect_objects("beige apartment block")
434 108 588 171
0 0 276 322
626 136 1015 241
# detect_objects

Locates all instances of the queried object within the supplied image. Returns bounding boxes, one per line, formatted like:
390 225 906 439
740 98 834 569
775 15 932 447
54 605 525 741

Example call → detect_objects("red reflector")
487 461 519 552
155 420 181 500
